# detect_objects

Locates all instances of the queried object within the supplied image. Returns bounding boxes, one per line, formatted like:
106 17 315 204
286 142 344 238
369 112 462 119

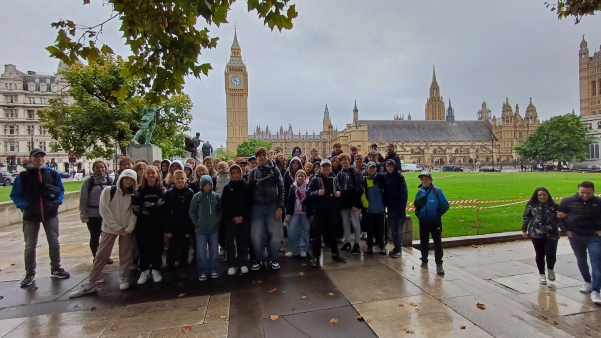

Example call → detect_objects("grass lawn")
0 181 83 203
404 171 600 239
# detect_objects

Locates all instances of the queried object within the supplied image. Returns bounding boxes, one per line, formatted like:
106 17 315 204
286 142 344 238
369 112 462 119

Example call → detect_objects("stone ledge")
412 231 524 249
0 191 80 229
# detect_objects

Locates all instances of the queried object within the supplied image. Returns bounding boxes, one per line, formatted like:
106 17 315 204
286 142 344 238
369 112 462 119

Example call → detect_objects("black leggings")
312 211 339 257
419 222 443 264
531 237 558 275
364 212 385 248
87 217 103 257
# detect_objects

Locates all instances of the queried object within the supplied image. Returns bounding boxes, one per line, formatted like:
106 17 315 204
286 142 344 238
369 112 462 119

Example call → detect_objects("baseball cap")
30 148 46 157
248 155 256 161
366 161 377 168
418 171 432 179
236 158 247 164
320 159 332 166
370 143 378 147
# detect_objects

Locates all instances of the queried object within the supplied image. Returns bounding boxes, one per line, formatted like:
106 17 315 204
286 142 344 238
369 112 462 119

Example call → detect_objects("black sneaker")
51 268 70 279
351 243 361 255
367 246 374 255
270 260 281 270
420 262 429 270
332 254 346 263
251 260 263 271
311 257 320 267
379 247 388 255
340 242 351 252
389 249 401 258
20 274 35 287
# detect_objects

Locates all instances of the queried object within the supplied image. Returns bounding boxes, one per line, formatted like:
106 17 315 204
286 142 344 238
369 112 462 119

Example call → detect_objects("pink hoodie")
293 180 308 214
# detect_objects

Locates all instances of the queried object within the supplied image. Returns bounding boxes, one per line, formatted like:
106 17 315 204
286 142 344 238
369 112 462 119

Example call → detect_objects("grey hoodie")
79 174 112 218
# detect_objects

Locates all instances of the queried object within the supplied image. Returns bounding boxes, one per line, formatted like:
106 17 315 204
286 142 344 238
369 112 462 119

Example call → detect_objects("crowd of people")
9 145 601 306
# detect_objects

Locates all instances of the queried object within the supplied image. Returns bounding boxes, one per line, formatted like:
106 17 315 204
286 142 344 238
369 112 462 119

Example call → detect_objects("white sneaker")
592 291 601 305
300 252 307 258
539 274 547 285
69 282 97 298
151 269 162 283
119 278 130 290
240 266 249 274
285 252 296 257
547 269 556 281
137 270 150 285
228 267 237 276
580 282 592 293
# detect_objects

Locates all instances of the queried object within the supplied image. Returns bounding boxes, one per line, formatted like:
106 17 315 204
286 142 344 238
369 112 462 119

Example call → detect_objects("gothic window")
417 158 421 164
593 81 597 96
410 149 414 154
454 149 459 154
433 150 437 154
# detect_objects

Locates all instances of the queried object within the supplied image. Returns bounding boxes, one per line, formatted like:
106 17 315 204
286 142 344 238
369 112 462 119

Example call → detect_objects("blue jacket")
361 173 386 214
189 175 221 234
414 185 450 223
11 167 64 222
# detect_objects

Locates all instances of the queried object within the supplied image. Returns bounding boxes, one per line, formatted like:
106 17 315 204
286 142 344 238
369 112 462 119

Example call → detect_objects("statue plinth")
126 144 162 163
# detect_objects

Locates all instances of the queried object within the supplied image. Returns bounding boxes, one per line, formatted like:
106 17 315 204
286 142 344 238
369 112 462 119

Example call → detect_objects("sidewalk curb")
412 231 524 250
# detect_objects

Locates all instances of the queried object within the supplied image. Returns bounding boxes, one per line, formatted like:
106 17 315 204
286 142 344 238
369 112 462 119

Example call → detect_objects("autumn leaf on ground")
398 304 404 307
10 263 15 266
269 288 277 293
110 326 118 331
90 307 97 311
357 315 365 321
471 245 478 248
366 319 372 323
552 321 558 325
299 272 305 276
372 298 380 302
219 315 226 320
30 287 38 291
97 279 105 283
328 293 334 297
213 301 223 307
412 266 414 270
181 326 192 333
330 318 339 324
408 302 417 307
476 303 486 310
30 300 36 304
404 328 415 334
300 295 307 300
460 325 466 329
178 293 185 297
75 304 83 308
270 315 278 321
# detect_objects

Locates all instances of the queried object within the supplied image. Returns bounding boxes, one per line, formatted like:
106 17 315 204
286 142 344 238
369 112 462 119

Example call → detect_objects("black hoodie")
307 170 341 213
383 160 408 212
162 184 195 235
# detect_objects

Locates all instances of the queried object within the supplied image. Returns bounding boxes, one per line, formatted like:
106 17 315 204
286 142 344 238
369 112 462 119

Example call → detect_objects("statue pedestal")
126 144 162 163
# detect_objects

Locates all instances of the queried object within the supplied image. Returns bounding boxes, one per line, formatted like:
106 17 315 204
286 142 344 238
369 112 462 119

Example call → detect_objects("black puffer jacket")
248 160 285 209
307 170 340 213
558 194 601 235
522 202 560 239
162 185 195 235
221 179 251 221
336 167 363 209
383 161 408 212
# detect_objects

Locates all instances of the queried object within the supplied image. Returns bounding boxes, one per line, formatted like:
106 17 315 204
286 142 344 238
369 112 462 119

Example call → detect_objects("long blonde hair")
133 162 147 186
193 164 209 183
140 165 162 188
203 157 216 177
165 162 183 186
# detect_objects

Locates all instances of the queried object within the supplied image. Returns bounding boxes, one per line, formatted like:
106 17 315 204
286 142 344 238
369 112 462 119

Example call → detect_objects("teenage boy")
307 159 345 266
383 160 408 258
384 143 401 168
11 148 70 287
163 170 195 281
248 147 285 270
363 144 384 164
221 165 251 275
557 181 601 304
113 156 134 184
330 143 343 159
354 154 365 174
361 162 387 255
309 147 322 163
349 146 358 166
337 154 363 254
415 172 449 275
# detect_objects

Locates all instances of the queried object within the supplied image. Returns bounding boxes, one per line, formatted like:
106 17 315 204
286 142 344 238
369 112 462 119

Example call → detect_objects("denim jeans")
195 232 219 275
251 204 282 261
23 216 61 275
387 209 406 251
288 213 310 254
568 234 601 292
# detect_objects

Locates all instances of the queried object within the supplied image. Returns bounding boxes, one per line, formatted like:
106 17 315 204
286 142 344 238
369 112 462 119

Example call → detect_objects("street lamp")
491 135 495 166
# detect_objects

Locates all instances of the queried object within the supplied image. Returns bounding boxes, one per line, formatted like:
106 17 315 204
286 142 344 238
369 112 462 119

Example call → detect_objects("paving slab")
227 290 263 338
255 269 349 318
325 264 424 304
262 316 310 338
318 250 382 271
3 306 123 338
488 261 540 276
0 317 28 337
282 305 376 338
518 291 598 316
147 322 228 338
354 295 492 337
204 293 230 324
0 274 87 308
553 285 599 307
492 274 576 294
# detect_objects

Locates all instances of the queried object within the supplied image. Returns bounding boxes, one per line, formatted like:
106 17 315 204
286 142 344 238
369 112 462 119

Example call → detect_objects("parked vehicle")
479 166 501 172
10 173 18 185
442 165 463 172
0 171 12 186
403 164 422 172
58 171 71 179
578 165 601 172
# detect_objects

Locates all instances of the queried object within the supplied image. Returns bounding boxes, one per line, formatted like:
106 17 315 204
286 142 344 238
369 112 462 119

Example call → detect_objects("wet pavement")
0 211 599 337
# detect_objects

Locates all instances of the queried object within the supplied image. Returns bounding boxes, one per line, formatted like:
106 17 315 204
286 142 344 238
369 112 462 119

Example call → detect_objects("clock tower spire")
225 29 249 152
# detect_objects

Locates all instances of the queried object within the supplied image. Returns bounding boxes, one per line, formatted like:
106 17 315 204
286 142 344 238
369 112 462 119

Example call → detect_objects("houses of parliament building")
225 32 540 165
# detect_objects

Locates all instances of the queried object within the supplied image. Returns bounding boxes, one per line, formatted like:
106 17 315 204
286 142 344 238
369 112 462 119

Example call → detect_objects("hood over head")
199 175 213 189
385 159 398 172
160 160 171 169
171 160 184 171
291 146 302 157
229 164 242 176
288 156 302 172
117 169 138 191
184 163 194 171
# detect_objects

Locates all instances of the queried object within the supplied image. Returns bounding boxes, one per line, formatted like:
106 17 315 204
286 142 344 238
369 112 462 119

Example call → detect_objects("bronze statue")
132 106 158 145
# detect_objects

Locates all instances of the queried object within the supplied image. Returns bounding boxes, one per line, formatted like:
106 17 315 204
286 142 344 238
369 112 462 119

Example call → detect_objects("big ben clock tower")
225 30 249 152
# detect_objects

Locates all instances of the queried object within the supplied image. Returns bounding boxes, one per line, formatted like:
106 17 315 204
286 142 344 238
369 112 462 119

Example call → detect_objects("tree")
215 147 237 161
236 139 272 157
547 1 601 23
47 1 297 103
514 114 595 162
38 55 193 159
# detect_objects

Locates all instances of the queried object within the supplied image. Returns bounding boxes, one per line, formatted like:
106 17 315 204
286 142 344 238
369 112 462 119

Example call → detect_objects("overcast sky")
1 0 600 148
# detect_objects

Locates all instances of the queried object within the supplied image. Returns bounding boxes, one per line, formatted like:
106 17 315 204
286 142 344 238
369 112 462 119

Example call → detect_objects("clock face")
230 75 242 87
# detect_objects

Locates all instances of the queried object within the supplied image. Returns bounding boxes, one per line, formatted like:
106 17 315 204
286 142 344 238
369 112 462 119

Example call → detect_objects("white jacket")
99 169 138 234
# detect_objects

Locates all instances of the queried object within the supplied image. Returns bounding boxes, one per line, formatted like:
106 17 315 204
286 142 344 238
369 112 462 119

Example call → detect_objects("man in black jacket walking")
558 181 601 304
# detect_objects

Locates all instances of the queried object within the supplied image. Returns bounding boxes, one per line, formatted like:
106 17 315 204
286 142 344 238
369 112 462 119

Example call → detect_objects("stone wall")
0 191 80 228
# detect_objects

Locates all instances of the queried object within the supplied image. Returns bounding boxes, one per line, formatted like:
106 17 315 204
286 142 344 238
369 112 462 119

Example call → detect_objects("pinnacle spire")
324 104 330 120
232 28 240 49
432 65 436 82
353 100 358 111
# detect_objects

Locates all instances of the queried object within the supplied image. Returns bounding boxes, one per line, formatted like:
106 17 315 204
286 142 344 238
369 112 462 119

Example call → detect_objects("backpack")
87 176 114 195
414 185 439 211
109 186 117 202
